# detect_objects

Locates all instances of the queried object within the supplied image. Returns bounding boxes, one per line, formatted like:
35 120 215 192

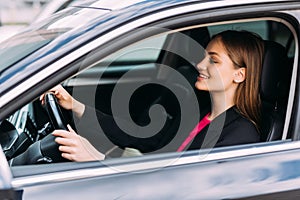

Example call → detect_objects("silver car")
0 0 300 199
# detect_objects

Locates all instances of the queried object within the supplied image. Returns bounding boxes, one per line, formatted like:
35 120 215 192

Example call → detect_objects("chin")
195 82 208 91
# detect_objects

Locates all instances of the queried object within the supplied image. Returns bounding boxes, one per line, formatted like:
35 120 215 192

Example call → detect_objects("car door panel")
10 142 300 199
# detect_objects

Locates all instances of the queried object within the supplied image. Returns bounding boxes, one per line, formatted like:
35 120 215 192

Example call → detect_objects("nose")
196 57 208 71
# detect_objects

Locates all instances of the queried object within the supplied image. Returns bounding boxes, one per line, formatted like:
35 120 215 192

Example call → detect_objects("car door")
1 1 300 200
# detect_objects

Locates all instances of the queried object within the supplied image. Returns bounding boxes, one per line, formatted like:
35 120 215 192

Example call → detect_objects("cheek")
208 66 223 80
208 67 235 89
211 63 235 80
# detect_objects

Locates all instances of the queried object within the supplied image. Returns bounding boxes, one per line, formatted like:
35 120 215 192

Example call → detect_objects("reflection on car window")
103 35 167 63
208 21 268 39
0 29 68 75
208 20 295 57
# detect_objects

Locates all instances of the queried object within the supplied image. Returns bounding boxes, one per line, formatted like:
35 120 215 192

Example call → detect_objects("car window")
2 18 296 167
208 20 295 57
208 21 268 39
103 35 167 63
0 29 67 74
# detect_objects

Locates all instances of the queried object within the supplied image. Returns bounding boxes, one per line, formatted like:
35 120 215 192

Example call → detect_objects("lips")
198 73 209 79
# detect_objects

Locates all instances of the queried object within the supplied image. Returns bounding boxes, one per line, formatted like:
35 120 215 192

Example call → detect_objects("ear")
233 68 246 83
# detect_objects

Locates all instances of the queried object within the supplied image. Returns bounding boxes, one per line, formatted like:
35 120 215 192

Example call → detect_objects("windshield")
0 5 109 75
0 29 68 73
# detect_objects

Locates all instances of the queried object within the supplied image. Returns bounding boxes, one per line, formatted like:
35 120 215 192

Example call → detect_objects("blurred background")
0 0 83 42
0 0 49 25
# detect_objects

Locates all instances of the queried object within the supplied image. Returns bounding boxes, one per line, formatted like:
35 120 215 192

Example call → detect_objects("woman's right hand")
40 85 85 118
53 125 105 162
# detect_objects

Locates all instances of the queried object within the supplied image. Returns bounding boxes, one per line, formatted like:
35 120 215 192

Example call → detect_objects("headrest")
158 27 210 67
260 40 287 104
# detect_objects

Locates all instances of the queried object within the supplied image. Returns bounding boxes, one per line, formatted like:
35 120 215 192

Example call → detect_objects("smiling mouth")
199 74 209 79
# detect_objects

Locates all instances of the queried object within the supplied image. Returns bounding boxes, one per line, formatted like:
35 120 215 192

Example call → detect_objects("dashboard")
0 104 50 161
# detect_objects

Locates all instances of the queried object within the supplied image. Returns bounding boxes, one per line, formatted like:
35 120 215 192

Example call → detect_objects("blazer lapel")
196 106 240 149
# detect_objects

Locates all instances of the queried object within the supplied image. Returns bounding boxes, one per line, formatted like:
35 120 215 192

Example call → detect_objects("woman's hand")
53 125 105 162
40 85 85 118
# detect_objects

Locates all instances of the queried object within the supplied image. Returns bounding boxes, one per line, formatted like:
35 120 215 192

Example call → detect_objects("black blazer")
75 106 260 155
188 106 260 150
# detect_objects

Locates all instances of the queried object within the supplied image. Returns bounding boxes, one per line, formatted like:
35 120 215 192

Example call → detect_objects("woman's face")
195 38 243 93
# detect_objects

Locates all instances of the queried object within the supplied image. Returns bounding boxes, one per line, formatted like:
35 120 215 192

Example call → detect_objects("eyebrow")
208 52 220 57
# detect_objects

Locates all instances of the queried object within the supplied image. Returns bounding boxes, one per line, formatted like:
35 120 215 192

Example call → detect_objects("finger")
40 94 45 105
58 145 74 154
39 94 44 101
52 130 72 138
67 124 76 134
51 90 61 98
61 153 74 161
55 137 74 146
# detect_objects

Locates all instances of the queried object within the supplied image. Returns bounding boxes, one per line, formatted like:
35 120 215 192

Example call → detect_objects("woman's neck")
209 90 235 120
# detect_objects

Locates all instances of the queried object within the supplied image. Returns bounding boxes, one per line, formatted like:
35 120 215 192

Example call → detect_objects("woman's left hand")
52 125 105 162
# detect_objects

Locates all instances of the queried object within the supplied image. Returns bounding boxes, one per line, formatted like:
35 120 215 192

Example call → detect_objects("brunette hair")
212 30 264 130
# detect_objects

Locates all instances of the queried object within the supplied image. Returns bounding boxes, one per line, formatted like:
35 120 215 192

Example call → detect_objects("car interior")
0 18 295 166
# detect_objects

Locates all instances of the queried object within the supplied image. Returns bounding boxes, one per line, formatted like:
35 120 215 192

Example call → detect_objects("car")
0 0 300 199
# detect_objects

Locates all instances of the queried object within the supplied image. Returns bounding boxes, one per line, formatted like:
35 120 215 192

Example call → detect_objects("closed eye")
209 57 218 64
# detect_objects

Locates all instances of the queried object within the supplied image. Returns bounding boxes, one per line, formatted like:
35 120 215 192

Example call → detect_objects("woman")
43 30 263 161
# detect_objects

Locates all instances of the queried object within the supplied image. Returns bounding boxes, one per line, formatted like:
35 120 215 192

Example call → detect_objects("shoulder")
215 108 260 147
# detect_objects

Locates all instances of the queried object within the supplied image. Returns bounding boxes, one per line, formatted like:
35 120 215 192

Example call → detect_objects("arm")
41 85 174 157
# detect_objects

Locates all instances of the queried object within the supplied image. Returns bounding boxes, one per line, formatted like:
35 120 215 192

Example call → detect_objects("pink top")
177 113 211 152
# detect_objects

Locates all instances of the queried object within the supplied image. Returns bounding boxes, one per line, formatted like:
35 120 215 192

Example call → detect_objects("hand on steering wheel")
40 85 85 118
10 92 70 165
44 92 68 130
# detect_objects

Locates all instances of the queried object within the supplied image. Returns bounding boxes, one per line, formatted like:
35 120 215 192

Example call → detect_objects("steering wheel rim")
42 92 69 163
44 92 68 130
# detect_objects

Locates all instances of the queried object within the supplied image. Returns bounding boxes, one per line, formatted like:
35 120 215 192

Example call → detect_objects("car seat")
260 40 291 141
156 38 291 143
129 27 211 152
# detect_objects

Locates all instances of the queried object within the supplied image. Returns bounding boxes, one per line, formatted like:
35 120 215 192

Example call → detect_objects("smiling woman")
196 31 263 126
30 30 263 162
0 0 299 199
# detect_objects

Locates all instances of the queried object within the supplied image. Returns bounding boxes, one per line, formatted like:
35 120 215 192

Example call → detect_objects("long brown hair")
212 30 264 130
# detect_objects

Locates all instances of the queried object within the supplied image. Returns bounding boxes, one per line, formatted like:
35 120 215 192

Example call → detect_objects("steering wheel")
37 92 70 163
10 93 70 165
44 92 68 130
